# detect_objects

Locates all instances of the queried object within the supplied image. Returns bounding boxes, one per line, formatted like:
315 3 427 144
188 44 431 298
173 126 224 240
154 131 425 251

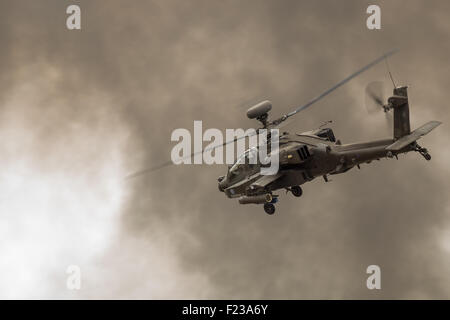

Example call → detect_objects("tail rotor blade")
365 81 385 114
276 50 397 124
385 110 393 127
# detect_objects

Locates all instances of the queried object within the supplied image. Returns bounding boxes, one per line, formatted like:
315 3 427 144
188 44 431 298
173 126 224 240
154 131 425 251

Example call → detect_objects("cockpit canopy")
229 147 259 175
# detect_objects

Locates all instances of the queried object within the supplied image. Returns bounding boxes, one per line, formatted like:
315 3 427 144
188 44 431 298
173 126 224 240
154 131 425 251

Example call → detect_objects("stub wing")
386 120 442 151
224 172 283 198
251 173 283 189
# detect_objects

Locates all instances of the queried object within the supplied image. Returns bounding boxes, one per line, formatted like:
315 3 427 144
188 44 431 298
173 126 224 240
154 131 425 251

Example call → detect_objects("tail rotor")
365 81 393 126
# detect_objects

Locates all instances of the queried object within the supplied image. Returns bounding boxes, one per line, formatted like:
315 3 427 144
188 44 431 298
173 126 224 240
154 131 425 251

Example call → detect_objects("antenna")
385 57 397 88
318 120 333 129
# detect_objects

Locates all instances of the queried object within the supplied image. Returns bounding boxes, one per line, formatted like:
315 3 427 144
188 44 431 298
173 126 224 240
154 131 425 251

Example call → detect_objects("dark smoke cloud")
1 0 450 298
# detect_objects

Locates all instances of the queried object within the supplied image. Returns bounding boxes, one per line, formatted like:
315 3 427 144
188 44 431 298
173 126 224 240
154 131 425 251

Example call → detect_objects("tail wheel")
264 203 275 215
291 186 303 197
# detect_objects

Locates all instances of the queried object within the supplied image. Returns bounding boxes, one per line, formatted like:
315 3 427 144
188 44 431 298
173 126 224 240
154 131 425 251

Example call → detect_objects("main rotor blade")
283 50 397 120
125 130 258 180
126 51 397 179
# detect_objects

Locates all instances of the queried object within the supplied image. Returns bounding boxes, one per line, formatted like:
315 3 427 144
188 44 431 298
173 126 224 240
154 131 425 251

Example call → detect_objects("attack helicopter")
129 51 441 215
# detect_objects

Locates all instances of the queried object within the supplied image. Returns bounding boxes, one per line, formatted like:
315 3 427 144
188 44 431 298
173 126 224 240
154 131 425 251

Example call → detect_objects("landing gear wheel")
291 186 303 197
264 203 275 215
414 143 432 161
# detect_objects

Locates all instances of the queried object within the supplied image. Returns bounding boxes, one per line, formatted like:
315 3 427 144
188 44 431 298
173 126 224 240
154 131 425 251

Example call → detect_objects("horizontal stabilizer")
386 121 442 151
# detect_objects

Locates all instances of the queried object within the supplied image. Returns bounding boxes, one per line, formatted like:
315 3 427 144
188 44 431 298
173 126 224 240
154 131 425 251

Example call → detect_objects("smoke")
1 0 450 299
0 63 129 298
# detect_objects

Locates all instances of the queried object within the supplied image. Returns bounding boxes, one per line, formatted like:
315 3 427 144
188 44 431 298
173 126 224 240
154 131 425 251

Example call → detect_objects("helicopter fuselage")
218 131 412 201
217 81 441 215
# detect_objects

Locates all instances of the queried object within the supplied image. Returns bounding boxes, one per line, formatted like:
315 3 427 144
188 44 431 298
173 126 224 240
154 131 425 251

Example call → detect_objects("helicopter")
128 50 441 215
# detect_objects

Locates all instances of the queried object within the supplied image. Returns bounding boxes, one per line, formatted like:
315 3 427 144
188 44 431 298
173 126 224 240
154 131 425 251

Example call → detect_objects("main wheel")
264 203 275 215
291 186 303 197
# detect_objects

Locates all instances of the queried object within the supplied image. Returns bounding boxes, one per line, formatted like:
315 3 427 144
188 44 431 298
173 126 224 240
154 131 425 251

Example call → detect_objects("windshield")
229 147 258 174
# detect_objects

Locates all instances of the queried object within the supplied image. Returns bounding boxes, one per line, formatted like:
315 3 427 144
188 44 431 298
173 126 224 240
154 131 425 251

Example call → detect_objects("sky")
0 0 450 299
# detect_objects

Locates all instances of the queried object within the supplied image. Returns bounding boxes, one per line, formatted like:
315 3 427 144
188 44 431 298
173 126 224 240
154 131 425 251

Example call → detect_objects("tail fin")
389 86 411 139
